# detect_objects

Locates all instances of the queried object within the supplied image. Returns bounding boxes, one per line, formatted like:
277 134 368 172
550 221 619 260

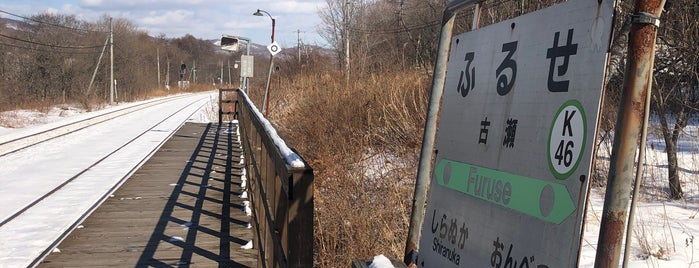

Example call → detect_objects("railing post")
287 168 314 267
218 89 223 123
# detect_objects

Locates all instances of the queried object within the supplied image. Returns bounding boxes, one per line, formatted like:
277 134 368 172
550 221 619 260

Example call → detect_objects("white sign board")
240 55 254 78
418 0 614 267
267 41 282 56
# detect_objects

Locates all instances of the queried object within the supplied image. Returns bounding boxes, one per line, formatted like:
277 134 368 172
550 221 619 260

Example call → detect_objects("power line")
350 20 440 34
0 41 103 55
0 33 104 50
0 9 104 33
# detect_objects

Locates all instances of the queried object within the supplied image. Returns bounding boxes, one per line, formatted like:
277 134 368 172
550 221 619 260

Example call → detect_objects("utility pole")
297 29 302 66
193 60 197 84
157 48 161 88
109 17 114 104
220 61 224 87
166 59 170 89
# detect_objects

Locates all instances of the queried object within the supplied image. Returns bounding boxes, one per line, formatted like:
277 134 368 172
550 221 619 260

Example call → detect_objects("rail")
0 94 194 157
233 88 314 268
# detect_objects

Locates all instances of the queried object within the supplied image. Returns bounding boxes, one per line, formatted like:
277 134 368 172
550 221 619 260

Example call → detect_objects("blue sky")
0 0 327 47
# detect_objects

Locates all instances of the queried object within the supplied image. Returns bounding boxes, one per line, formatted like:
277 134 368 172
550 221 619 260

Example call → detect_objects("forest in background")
0 12 306 111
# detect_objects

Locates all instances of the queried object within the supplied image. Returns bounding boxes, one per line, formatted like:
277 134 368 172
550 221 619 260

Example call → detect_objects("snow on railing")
238 90 305 168
234 88 314 268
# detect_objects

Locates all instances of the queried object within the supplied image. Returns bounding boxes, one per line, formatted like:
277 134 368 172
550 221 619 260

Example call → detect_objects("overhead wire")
0 8 107 54
0 41 103 55
0 8 104 33
350 19 441 34
0 33 104 50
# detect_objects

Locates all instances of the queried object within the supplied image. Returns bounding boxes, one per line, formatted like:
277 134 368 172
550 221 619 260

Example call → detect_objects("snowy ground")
0 92 218 267
1 92 698 267
579 118 699 267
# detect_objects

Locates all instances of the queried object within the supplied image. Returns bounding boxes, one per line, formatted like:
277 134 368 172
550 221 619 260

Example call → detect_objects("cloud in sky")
80 0 208 10
0 0 328 47
140 10 195 26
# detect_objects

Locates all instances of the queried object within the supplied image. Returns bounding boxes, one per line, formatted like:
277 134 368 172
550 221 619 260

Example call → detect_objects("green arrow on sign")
434 159 576 224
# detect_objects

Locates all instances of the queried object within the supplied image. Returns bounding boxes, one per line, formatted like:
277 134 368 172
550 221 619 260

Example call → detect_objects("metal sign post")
413 0 615 267
594 0 665 267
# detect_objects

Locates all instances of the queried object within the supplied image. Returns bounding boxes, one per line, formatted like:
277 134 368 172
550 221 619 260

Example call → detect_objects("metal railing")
234 88 314 268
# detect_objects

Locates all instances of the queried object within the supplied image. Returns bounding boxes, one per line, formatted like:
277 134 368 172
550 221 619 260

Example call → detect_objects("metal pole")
245 38 251 92
594 0 664 267
403 1 467 265
239 60 245 91
472 3 482 29
263 56 274 116
262 18 275 117
230 36 252 92
109 17 114 105
166 60 170 88
622 51 654 268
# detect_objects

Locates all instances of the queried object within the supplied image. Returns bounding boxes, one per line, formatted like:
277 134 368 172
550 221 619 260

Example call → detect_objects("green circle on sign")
547 100 587 180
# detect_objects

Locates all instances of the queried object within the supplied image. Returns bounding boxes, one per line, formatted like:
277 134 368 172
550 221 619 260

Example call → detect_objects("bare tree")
0 12 226 112
650 0 699 199
318 0 360 78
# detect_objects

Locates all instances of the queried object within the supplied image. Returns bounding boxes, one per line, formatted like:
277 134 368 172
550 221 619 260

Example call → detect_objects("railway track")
0 92 215 267
0 94 194 157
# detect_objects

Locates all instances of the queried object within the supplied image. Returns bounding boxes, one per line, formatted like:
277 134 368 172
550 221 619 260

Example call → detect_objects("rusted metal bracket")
631 12 660 27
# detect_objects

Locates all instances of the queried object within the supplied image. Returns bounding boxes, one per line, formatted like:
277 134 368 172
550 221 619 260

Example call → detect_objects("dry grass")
266 69 430 267
632 207 674 260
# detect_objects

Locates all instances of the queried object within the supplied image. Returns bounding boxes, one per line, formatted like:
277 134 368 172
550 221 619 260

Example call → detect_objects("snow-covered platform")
38 122 257 267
